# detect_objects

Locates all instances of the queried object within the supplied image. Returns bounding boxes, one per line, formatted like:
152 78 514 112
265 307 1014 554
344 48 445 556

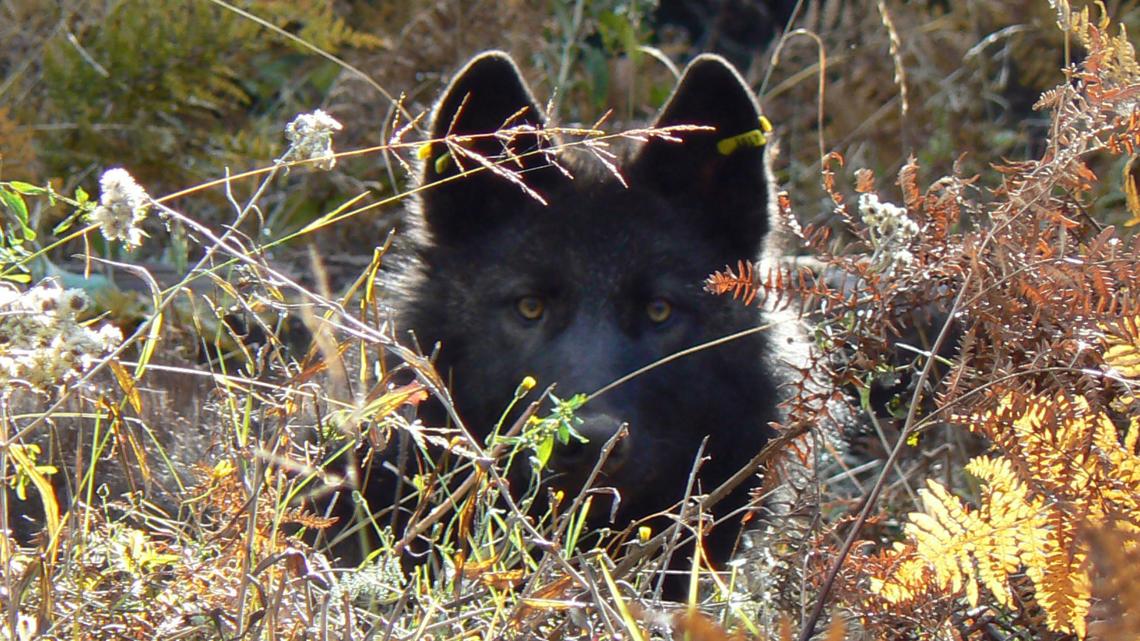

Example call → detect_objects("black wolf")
377 51 787 589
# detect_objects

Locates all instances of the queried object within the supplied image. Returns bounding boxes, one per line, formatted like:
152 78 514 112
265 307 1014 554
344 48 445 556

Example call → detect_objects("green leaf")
0 188 36 242
534 434 554 469
8 181 46 196
52 217 73 235
0 188 28 223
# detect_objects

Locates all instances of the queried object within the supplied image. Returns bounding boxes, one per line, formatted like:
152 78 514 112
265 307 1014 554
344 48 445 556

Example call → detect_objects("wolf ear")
420 51 556 241
628 55 772 256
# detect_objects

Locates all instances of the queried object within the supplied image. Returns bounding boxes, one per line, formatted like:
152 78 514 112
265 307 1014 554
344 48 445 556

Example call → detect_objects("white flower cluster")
284 109 343 171
0 281 123 392
88 168 151 249
859 192 921 272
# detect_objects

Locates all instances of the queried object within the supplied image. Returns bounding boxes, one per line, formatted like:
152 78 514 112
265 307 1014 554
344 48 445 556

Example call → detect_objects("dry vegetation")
2 1 1140 640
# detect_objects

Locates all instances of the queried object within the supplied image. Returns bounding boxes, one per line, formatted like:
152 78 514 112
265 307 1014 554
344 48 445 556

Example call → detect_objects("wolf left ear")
419 52 559 242
628 55 773 256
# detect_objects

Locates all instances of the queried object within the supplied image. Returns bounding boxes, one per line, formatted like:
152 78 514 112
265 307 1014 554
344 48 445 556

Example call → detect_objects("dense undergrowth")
2 1 1140 639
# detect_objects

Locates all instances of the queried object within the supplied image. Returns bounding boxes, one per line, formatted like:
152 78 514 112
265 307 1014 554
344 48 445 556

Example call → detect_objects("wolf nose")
552 413 630 471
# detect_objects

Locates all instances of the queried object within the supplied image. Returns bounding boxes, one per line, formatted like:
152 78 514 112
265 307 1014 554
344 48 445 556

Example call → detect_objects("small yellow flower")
515 375 537 399
212 460 235 479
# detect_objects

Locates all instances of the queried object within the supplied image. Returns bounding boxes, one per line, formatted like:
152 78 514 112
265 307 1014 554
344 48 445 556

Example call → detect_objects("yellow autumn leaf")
1122 155 1140 226
1103 315 1140 379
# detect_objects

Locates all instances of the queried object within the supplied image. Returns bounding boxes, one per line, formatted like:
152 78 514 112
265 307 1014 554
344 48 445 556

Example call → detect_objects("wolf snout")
551 412 630 473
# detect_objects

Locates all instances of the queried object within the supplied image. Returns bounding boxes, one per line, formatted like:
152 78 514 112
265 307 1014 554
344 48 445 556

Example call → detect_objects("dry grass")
2 1 1140 640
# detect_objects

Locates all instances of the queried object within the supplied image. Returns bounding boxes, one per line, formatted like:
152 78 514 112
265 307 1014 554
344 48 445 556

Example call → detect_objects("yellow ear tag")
418 142 454 174
434 151 453 174
716 116 774 156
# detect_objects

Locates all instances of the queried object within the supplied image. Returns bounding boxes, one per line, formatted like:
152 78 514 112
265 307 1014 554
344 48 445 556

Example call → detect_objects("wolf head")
401 51 783 530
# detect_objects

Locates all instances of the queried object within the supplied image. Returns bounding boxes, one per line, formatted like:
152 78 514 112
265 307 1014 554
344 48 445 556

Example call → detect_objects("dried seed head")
88 168 151 248
284 109 344 171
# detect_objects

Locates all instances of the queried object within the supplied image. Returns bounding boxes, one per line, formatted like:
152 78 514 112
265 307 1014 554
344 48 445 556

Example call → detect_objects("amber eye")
646 298 672 324
516 296 545 321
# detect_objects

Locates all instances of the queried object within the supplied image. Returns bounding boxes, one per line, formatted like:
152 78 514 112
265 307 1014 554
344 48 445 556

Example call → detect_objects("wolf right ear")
419 52 558 241
628 55 773 258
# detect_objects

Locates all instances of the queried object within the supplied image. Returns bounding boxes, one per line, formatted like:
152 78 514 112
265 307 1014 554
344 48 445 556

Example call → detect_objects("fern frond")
1067 1 1140 84
893 474 1043 610
866 544 934 605
1033 512 1091 638
964 456 1047 608
705 260 758 306
1103 316 1140 405
875 391 1140 637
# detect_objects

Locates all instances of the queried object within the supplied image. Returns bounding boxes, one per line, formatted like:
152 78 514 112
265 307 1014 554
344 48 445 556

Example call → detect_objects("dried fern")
708 2 1140 638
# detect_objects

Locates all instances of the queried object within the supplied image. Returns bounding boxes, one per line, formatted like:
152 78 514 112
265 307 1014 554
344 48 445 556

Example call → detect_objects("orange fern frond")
705 259 757 306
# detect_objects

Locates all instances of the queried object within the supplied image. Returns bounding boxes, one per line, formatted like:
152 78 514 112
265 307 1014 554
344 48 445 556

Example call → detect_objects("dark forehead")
490 190 680 273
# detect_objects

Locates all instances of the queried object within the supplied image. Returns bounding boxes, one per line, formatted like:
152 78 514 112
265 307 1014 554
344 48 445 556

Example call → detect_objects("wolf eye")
646 298 672 324
516 296 545 321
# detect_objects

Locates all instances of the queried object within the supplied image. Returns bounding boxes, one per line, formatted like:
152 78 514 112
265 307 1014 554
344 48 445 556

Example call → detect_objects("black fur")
376 51 786 594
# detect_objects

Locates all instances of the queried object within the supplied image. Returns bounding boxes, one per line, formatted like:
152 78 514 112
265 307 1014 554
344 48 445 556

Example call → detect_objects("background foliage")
2 1 1140 640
